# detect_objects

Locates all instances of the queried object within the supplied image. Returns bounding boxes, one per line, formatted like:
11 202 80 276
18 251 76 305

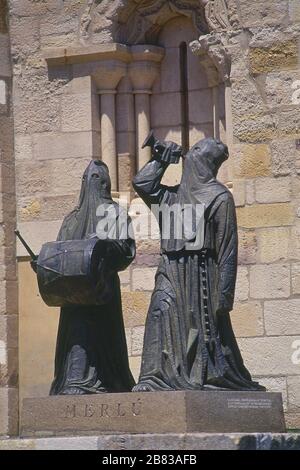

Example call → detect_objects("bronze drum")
36 238 112 307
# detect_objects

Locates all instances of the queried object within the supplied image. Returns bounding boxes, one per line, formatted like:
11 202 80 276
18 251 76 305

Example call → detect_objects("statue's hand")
153 141 182 164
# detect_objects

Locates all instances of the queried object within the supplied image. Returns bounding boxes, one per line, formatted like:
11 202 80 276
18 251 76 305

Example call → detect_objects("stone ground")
0 433 300 450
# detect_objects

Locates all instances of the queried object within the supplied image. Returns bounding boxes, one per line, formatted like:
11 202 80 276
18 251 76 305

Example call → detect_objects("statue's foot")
132 383 152 392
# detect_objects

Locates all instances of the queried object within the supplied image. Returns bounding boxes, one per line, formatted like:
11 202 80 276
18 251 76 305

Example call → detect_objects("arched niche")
79 0 233 189
113 2 229 186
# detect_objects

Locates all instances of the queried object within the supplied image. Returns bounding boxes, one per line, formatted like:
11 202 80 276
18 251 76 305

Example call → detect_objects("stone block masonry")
0 0 18 436
2 0 300 438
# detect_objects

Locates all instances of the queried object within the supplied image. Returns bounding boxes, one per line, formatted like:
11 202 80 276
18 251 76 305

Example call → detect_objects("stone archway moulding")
79 0 233 84
80 0 232 42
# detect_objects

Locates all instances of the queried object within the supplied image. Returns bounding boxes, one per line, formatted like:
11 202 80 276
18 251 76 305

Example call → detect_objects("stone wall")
2 0 300 435
0 0 18 436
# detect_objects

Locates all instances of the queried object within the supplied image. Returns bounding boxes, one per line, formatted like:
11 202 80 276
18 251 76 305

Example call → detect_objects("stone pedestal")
21 391 285 437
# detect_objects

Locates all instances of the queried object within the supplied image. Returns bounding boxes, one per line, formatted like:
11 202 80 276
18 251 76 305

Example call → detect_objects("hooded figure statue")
132 136 265 392
49 160 135 395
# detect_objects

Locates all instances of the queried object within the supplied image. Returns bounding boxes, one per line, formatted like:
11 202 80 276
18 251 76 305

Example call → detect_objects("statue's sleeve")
214 193 238 313
132 159 170 207
105 216 136 272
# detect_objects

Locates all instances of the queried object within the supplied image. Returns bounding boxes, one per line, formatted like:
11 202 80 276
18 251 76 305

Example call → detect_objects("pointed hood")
57 160 113 241
162 137 230 253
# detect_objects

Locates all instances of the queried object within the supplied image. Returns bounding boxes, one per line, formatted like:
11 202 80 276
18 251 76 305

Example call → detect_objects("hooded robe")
132 138 265 392
50 160 135 395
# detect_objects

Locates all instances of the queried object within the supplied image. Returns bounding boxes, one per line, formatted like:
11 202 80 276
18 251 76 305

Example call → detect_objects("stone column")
116 76 135 197
129 46 164 170
92 61 127 191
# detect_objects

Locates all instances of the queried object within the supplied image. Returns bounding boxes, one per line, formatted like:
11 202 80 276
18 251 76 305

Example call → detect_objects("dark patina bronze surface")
132 134 265 393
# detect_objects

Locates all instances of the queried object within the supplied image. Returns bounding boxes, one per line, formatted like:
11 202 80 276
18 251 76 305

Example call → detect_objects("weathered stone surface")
277 108 300 138
118 153 134 192
233 114 276 143
289 221 300 260
9 16 40 57
0 438 35 450
250 264 290 299
255 177 291 203
159 47 181 93
132 267 156 292
289 0 300 22
270 140 297 176
231 78 266 117
18 260 59 404
231 302 264 337
233 144 271 178
264 300 300 335
125 328 131 356
0 35 11 77
253 377 288 411
17 158 90 198
119 269 130 287
131 326 145 356
122 291 151 328
129 355 141 383
237 203 294 229
235 267 249 302
0 387 18 436
188 89 213 124
238 336 300 376
265 71 300 108
245 180 255 205
16 220 61 257
291 263 300 294
287 376 300 410
232 179 245 207
18 194 78 222
0 1 7 34
0 347 18 387
285 412 300 430
10 0 62 17
0 316 18 349
21 391 285 437
14 134 33 161
0 281 18 315
40 12 78 38
238 229 257 264
13 94 61 134
249 41 298 75
238 0 289 28
0 79 6 106
133 252 161 267
258 227 290 263
151 93 182 128
61 93 96 132
33 132 93 161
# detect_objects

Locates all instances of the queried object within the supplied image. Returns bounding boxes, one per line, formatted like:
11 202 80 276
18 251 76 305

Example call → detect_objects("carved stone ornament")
80 0 232 44
190 31 231 83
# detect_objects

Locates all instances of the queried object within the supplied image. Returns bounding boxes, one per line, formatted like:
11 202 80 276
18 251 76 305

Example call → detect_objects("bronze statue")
132 134 265 392
28 160 135 395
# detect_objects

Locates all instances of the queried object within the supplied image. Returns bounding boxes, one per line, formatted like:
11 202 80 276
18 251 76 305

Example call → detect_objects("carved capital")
90 59 127 91
129 45 164 92
190 32 231 84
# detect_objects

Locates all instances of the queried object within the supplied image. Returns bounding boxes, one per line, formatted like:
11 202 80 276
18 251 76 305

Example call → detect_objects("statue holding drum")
17 160 135 395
